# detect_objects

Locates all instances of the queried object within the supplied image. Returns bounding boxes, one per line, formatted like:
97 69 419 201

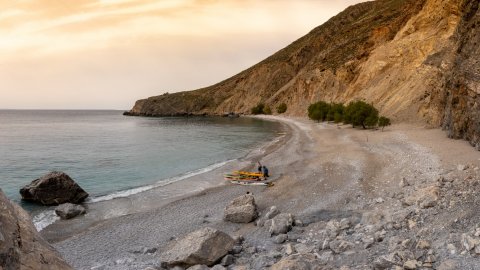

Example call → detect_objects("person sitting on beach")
257 161 262 173
262 165 269 178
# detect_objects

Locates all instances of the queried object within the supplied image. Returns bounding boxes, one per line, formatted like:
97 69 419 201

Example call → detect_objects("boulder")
270 254 320 270
269 213 294 236
0 189 73 270
403 186 440 208
20 171 89 205
224 194 258 223
55 203 86 219
160 227 235 268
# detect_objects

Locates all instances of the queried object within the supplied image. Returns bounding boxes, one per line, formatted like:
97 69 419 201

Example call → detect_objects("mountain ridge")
126 0 480 148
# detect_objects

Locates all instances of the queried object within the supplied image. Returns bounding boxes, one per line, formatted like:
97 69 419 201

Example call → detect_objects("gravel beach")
46 116 480 269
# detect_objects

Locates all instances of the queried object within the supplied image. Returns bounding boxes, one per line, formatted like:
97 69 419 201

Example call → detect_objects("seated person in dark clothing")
262 166 269 178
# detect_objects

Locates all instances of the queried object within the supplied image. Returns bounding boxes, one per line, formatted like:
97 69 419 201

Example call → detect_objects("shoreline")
40 116 292 243
49 116 480 270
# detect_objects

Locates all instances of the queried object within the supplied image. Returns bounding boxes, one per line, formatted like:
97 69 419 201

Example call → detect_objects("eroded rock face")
0 189 73 270
160 227 235 268
20 171 89 205
224 194 258 223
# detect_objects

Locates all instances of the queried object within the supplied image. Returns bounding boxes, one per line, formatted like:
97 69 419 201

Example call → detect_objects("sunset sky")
0 0 364 109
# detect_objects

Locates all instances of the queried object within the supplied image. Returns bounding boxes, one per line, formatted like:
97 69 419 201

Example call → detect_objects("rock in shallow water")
0 188 73 270
19 171 89 205
160 227 235 268
55 203 86 219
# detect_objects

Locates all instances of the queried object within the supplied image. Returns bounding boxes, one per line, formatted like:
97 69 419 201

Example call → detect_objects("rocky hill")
126 0 479 148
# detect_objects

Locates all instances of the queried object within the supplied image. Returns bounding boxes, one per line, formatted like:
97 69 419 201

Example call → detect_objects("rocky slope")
126 0 479 147
0 189 72 270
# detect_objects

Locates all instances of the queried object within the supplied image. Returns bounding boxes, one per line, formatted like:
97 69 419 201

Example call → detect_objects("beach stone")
284 243 295 255
211 266 226 270
55 203 86 219
403 186 440 208
20 171 89 205
274 234 288 244
224 194 258 223
265 206 280 219
251 255 276 270
186 266 209 270
0 188 73 270
221 254 235 266
372 254 399 269
437 259 458 270
160 227 234 267
329 240 354 254
269 213 294 236
270 254 319 270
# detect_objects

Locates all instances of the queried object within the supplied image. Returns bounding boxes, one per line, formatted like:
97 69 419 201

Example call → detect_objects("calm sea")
0 110 281 209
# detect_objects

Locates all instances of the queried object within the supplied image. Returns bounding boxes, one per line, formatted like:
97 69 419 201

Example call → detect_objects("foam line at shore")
89 159 234 203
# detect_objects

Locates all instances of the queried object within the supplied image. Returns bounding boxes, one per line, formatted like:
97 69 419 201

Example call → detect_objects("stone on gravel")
20 171 89 205
224 194 258 223
55 203 86 219
231 245 243 254
251 255 276 270
265 206 280 219
403 260 420 269
284 243 295 255
0 189 73 270
437 259 457 270
211 265 226 270
160 227 234 267
220 254 235 266
329 240 354 254
415 240 430 250
274 234 288 244
403 186 440 208
269 213 294 236
270 254 320 270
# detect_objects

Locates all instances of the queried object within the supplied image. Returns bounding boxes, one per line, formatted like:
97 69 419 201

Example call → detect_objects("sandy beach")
45 116 480 270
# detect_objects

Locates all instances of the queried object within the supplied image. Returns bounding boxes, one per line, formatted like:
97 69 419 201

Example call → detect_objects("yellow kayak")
233 171 263 177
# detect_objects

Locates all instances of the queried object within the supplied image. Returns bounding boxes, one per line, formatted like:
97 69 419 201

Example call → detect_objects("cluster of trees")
308 100 391 130
251 103 288 115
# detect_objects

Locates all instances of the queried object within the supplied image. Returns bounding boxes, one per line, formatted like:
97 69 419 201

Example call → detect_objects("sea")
0 110 282 230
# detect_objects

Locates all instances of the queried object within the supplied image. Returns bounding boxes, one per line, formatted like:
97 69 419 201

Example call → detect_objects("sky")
0 0 365 110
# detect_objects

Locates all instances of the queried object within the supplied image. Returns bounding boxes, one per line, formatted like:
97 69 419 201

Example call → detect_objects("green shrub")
308 101 331 122
327 103 345 122
277 103 287 114
263 105 272 115
251 103 265 115
378 116 391 131
344 101 378 129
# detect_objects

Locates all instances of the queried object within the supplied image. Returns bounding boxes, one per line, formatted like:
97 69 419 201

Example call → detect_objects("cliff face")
128 0 480 146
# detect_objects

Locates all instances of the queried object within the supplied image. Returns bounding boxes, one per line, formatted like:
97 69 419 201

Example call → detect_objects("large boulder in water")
20 171 89 205
224 194 258 223
0 188 73 270
160 227 235 267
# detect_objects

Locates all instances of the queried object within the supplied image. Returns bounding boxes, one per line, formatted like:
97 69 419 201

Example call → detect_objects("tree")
344 101 378 129
263 105 272 115
277 103 287 114
327 103 345 123
308 101 331 122
251 103 265 115
378 116 391 131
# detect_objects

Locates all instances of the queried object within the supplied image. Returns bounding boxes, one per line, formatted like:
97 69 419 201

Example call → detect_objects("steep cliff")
127 0 479 146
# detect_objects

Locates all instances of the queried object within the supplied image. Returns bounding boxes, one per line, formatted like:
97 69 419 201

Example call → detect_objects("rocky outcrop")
0 189 72 270
55 203 86 219
160 227 235 268
224 194 258 223
20 171 89 205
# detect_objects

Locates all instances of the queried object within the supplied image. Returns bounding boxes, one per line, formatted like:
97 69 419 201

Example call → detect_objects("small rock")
269 213 294 236
375 197 384 203
274 234 288 244
224 194 258 223
447 243 456 255
457 164 467 171
415 240 430 250
231 245 243 254
187 266 209 270
437 259 457 270
461 233 479 251
211 265 226 270
329 240 354 254
403 260 419 269
265 206 280 219
284 243 295 255
55 203 86 219
220 254 235 266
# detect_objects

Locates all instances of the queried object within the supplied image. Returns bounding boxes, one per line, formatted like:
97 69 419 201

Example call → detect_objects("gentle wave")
33 210 59 232
89 159 233 203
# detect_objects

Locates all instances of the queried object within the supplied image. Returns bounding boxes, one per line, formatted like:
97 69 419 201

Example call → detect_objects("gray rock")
224 194 258 223
284 243 295 255
160 227 234 267
220 254 235 266
251 255 276 270
269 213 294 236
329 240 354 254
186 265 209 270
274 234 288 244
231 245 243 254
265 206 280 219
20 171 89 205
403 186 440 208
0 189 73 270
55 203 86 219
372 254 399 269
211 266 226 270
437 259 458 270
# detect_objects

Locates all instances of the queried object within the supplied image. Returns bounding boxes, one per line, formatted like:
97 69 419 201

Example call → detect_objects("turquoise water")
0 110 281 208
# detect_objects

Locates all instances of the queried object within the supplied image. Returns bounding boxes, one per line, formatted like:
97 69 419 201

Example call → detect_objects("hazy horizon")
1 0 365 110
